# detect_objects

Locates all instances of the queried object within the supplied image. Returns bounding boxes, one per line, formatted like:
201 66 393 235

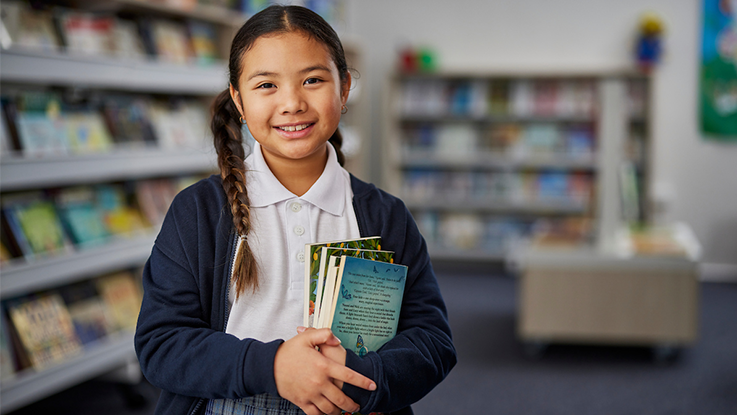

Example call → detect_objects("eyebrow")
246 65 332 81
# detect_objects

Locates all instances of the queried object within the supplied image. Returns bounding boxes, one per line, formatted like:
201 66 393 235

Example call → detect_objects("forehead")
241 31 336 76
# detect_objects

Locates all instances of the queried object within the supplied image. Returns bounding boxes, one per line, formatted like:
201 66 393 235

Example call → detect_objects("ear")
341 71 352 106
229 84 245 119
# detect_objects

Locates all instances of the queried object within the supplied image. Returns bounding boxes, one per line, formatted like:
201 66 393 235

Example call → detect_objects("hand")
274 328 376 415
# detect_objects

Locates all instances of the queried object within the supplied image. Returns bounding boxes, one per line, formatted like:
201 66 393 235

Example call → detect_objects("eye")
257 83 275 89
304 78 322 85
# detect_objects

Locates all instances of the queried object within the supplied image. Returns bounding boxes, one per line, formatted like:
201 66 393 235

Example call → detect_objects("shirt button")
297 252 305 262
290 202 302 212
294 225 305 236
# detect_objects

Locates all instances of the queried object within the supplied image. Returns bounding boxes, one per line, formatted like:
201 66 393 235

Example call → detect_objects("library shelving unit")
382 70 651 262
0 1 235 412
0 2 366 412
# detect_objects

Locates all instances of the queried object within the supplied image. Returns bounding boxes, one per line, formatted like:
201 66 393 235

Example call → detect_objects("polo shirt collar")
245 142 346 216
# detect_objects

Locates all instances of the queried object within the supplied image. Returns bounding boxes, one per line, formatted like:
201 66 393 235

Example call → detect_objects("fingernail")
333 335 341 343
296 326 306 333
369 382 376 391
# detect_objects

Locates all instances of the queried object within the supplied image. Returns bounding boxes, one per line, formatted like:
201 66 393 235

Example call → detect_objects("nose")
280 86 307 114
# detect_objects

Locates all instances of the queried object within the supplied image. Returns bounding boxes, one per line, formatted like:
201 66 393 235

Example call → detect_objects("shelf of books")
1 330 136 413
384 71 651 261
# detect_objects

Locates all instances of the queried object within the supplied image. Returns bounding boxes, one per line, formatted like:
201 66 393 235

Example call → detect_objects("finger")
321 382 361 413
329 364 377 392
313 394 342 415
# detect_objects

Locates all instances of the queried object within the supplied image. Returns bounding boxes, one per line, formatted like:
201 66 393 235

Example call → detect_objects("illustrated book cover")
302 236 382 326
6 294 83 369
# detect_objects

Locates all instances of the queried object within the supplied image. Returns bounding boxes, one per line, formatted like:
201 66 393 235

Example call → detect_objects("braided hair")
211 5 349 296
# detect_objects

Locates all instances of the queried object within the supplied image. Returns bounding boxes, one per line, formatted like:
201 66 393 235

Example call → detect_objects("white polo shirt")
224 142 360 343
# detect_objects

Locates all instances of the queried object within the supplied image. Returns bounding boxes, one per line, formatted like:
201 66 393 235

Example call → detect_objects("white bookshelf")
383 71 651 261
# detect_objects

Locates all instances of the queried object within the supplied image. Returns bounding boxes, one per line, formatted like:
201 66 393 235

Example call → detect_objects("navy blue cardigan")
135 174 456 415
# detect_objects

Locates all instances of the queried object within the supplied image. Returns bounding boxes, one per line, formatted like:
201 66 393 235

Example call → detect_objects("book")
312 247 394 329
59 280 114 345
64 111 114 154
303 237 382 327
143 19 194 64
112 19 147 60
2 192 71 259
96 272 143 332
323 256 407 356
55 187 111 248
15 90 69 157
6 294 83 369
187 20 219 65
57 11 117 56
95 184 147 236
135 178 177 227
0 2 60 52
101 95 157 147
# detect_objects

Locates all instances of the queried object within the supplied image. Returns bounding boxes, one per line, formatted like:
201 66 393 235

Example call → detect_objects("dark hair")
211 5 349 297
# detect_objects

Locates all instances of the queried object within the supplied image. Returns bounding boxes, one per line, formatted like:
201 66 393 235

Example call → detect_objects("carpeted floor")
8 273 737 415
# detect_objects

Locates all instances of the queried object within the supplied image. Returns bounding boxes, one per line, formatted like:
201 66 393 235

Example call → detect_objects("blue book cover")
329 256 407 356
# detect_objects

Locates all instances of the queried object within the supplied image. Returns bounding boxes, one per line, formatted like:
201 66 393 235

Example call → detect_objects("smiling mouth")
277 123 313 132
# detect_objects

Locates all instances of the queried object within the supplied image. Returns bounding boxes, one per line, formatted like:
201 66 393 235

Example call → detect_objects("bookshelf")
0 1 364 411
0 0 232 412
383 71 651 261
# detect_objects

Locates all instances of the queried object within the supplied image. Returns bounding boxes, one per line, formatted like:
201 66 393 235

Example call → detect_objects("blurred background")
0 0 735 414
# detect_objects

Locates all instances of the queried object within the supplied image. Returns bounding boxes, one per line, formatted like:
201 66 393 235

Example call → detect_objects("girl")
134 5 456 415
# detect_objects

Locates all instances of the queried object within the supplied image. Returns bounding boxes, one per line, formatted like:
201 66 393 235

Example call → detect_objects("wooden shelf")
0 331 136 413
427 245 506 262
0 148 216 191
0 48 227 95
1 233 156 300
105 0 247 26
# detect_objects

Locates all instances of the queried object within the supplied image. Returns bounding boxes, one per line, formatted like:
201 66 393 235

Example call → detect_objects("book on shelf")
101 94 157 147
59 280 115 345
141 18 194 64
135 178 178 227
187 20 219 64
112 18 147 59
64 111 115 154
149 99 209 150
54 186 111 249
96 272 143 332
56 10 117 56
6 293 83 370
313 255 407 356
95 184 148 236
303 237 382 327
0 1 60 52
1 192 72 259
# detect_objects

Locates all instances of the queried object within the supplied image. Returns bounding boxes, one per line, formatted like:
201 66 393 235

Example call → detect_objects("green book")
302 237 382 327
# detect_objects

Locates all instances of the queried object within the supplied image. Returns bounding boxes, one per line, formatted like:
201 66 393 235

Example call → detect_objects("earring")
239 115 246 124
341 105 348 115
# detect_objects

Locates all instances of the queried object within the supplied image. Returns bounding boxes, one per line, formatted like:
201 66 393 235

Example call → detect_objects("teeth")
280 124 310 132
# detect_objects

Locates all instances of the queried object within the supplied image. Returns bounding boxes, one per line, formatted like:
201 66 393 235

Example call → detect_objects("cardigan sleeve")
134 184 283 400
343 184 457 413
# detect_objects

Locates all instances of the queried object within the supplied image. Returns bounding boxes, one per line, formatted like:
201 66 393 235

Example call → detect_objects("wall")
344 0 737 273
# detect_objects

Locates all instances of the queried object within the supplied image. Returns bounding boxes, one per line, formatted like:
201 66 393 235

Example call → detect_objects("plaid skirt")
205 394 303 415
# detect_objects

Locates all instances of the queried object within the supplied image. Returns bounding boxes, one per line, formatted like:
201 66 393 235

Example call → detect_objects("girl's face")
230 31 350 166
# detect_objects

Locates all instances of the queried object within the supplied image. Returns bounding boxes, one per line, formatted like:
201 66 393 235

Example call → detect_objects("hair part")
211 5 349 297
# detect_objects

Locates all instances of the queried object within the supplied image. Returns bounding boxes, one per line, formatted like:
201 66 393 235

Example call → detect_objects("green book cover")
302 237 382 327
329 256 408 356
